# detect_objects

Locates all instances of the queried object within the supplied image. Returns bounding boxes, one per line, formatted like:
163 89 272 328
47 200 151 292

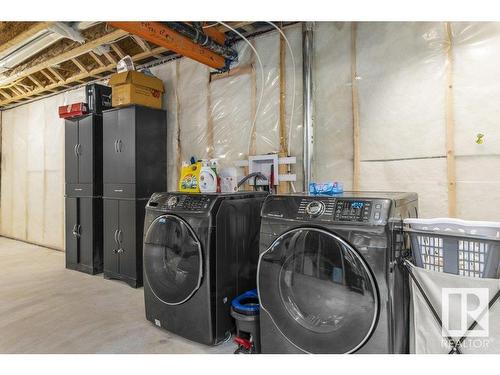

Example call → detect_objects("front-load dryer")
143 191 267 345
257 192 418 353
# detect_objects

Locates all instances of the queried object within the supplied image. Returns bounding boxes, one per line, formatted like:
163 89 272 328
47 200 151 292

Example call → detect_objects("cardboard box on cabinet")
108 71 164 109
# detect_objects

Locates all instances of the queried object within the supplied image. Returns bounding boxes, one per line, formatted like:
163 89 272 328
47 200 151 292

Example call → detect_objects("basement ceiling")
0 21 284 109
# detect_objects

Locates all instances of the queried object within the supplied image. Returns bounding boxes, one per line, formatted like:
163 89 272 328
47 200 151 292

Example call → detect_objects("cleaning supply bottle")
199 160 218 193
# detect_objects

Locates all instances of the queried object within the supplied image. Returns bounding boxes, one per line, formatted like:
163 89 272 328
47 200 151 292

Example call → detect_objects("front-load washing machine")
143 191 267 345
257 192 418 353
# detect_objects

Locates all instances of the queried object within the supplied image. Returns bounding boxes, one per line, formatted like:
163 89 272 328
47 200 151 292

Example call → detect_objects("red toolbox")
58 103 88 119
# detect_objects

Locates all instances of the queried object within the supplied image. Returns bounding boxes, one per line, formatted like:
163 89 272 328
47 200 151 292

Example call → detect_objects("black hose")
163 22 238 61
237 172 267 189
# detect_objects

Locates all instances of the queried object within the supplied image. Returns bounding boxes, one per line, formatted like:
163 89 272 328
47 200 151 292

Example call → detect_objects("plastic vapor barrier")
149 24 303 188
452 23 500 220
1 88 85 250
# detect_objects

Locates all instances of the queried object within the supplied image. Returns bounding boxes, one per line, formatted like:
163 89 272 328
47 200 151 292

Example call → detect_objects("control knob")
305 201 325 217
166 196 178 207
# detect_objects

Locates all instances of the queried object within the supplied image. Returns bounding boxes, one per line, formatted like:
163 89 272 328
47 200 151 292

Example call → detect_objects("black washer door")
144 215 203 305
258 228 379 353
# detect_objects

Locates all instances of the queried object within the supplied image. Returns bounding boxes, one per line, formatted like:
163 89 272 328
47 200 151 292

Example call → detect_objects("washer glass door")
258 228 379 353
144 215 202 305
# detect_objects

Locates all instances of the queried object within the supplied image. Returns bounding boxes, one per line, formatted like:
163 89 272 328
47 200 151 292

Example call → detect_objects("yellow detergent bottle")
178 162 202 193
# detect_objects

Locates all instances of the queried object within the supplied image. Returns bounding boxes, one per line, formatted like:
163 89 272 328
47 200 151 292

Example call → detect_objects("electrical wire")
202 22 219 29
218 21 265 157
265 22 297 192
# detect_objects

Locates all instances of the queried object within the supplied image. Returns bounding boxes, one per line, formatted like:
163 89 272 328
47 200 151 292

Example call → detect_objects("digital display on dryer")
334 200 372 222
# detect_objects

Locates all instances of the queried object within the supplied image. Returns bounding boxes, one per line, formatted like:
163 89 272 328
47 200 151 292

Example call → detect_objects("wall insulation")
1 22 499 251
1 88 85 249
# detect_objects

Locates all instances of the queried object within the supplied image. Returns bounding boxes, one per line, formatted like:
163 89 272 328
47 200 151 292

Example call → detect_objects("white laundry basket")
403 218 500 353
404 218 500 278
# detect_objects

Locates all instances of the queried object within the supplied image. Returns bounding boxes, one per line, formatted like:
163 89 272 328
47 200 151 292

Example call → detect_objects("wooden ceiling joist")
27 75 44 89
71 58 89 73
110 43 126 59
0 45 169 107
103 51 118 64
0 22 266 107
0 28 128 87
10 86 24 96
0 22 54 55
131 35 164 60
131 35 150 52
47 67 65 82
89 51 105 67
109 22 226 70
0 89 11 99
40 69 57 84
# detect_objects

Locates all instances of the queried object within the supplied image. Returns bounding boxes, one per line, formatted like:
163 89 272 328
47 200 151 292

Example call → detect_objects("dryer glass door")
144 215 203 305
258 228 379 353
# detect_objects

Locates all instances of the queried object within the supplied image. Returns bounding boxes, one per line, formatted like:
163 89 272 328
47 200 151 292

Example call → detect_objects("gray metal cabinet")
65 197 103 274
65 114 103 197
103 198 147 288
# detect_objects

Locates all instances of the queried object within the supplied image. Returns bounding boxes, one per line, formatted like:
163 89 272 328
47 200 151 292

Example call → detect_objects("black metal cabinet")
64 113 103 275
65 197 103 274
102 105 166 287
103 198 147 288
103 105 167 199
65 114 103 197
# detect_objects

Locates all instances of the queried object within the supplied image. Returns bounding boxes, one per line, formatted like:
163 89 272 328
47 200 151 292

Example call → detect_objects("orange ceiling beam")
108 22 226 70
198 23 226 45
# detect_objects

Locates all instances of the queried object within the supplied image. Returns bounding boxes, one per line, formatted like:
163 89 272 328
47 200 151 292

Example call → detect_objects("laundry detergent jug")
178 162 202 193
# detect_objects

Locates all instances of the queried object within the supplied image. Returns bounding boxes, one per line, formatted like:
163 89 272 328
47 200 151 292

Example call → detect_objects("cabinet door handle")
117 139 122 153
74 144 78 157
114 140 118 153
77 143 82 155
113 229 119 254
117 230 124 253
117 229 123 245
72 224 81 238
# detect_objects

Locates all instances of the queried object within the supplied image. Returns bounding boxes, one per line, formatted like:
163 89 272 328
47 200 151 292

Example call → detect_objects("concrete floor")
0 237 234 354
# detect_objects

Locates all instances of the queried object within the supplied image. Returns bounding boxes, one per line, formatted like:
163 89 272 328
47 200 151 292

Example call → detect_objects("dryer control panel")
262 195 392 225
147 193 213 212
333 200 372 222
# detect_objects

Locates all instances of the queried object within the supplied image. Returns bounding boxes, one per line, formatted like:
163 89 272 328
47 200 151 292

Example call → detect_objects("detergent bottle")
178 161 202 192
199 159 218 193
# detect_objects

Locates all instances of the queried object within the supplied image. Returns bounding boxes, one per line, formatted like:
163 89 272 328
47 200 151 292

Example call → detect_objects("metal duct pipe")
163 22 238 61
302 22 314 191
